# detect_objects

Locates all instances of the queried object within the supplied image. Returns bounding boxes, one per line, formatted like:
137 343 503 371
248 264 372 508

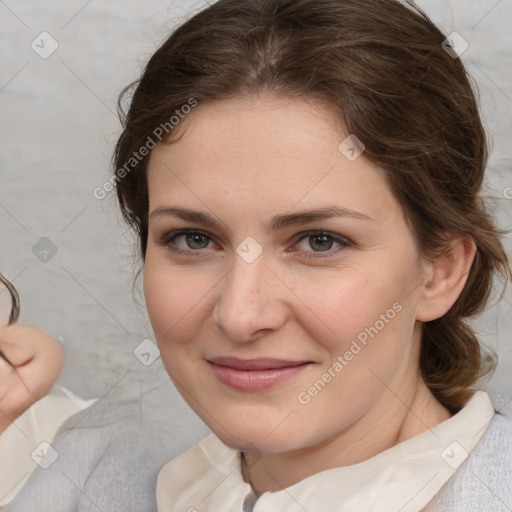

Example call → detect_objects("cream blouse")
156 390 495 512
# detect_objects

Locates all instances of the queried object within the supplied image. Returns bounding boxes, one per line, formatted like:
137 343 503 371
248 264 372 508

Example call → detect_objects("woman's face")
144 95 430 453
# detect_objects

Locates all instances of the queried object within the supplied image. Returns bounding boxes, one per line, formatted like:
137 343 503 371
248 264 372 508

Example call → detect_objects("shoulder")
469 411 512 472
427 411 512 512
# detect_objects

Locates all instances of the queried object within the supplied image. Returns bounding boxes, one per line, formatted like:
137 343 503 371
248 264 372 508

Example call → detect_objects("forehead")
146 95 399 224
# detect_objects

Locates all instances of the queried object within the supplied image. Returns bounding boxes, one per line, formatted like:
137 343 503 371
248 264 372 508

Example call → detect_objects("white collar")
156 390 495 512
0 386 96 506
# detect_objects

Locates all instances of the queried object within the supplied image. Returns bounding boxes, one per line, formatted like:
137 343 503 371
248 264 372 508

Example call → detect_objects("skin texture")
0 325 64 433
144 94 476 494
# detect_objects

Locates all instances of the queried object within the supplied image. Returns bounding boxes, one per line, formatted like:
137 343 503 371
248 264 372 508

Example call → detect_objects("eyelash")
158 229 352 259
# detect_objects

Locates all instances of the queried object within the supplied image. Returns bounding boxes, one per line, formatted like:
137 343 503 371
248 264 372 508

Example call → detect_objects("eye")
159 228 352 259
159 229 215 255
292 230 351 257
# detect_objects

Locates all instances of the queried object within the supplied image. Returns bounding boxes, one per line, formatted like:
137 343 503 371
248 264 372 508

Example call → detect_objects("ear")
416 233 477 322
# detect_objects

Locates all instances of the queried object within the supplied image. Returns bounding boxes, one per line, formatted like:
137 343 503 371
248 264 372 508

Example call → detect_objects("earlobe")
416 234 477 322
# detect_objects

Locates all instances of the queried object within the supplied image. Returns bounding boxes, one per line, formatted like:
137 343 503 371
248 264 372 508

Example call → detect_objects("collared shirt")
156 390 495 512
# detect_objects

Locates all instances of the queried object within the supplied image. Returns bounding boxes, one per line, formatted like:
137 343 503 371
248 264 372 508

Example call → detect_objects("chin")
202 404 306 454
215 428 297 455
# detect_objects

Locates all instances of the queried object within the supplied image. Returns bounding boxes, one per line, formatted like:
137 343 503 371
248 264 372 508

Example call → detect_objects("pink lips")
207 356 310 391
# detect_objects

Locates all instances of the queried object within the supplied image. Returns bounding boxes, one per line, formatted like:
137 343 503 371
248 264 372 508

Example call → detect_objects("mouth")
207 356 312 391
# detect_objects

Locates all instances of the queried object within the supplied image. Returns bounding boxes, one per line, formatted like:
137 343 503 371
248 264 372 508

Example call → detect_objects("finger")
0 354 16 401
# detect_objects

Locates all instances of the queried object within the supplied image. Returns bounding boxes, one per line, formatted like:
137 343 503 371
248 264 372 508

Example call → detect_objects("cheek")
143 255 218 353
291 266 409 352
144 259 192 343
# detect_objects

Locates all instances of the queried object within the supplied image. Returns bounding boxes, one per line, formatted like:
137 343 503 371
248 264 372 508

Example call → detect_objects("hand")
0 325 64 433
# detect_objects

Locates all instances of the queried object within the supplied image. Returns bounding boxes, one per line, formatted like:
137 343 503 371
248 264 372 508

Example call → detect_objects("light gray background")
0 0 511 453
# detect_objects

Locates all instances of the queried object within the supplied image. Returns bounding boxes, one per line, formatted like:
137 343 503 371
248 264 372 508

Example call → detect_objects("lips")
207 356 311 391
208 356 308 370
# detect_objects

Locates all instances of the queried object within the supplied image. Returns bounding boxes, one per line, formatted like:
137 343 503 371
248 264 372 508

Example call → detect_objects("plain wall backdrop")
1 0 511 459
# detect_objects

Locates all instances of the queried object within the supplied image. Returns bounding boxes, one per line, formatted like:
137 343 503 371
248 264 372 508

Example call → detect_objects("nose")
212 256 288 343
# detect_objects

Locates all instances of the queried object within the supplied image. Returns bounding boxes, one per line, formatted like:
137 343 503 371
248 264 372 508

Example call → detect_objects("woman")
113 0 512 510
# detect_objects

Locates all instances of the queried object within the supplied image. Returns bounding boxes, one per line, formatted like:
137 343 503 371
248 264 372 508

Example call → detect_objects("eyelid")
288 230 352 256
159 228 353 258
159 228 218 251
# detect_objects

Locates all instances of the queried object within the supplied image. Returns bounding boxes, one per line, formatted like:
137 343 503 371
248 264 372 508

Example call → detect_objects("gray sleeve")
426 412 512 512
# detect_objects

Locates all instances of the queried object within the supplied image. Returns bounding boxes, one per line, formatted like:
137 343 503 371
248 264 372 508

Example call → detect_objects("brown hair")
0 272 20 366
0 273 20 325
113 0 511 412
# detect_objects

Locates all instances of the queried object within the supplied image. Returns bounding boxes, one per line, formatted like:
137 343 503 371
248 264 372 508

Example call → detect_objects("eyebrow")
149 205 373 232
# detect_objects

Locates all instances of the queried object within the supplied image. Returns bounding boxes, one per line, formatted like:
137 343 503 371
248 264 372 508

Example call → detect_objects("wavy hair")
113 0 511 411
